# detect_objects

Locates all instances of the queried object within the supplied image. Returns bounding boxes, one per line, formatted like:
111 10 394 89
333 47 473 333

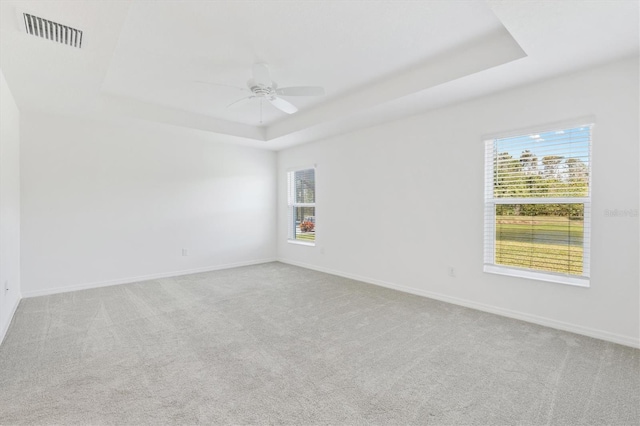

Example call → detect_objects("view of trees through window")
489 126 591 277
288 168 315 243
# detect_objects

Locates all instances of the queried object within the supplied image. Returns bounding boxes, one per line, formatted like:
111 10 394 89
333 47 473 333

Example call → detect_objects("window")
484 125 592 286
287 168 315 244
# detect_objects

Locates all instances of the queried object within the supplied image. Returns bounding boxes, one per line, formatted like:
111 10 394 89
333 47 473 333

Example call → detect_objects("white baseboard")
278 258 640 349
0 292 22 345
22 258 277 298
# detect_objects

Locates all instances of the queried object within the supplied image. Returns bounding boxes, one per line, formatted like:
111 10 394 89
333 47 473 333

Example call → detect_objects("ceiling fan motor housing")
248 79 276 98
230 67 323 116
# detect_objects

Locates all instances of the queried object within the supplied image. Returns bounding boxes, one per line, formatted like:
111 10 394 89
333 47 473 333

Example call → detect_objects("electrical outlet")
182 249 189 256
447 267 455 277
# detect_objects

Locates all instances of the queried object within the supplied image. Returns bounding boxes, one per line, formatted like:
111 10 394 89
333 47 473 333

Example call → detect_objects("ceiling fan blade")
227 96 255 108
252 63 271 86
276 86 325 97
268 96 298 114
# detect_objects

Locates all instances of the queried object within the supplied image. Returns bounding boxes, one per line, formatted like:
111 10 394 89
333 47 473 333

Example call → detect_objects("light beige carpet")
1 262 638 425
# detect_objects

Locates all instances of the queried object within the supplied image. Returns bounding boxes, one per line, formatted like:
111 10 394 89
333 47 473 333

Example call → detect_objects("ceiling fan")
200 63 325 118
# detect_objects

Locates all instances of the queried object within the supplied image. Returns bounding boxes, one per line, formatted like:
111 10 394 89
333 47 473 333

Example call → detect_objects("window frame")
483 122 593 287
287 166 316 246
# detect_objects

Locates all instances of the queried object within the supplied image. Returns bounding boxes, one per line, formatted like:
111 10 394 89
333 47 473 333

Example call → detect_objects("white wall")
277 57 640 347
21 113 276 296
0 68 21 343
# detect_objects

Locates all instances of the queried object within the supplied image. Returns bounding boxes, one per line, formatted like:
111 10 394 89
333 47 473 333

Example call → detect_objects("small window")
287 168 315 244
484 125 592 286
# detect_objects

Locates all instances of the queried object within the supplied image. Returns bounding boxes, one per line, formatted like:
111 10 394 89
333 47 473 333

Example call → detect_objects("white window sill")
287 239 315 247
484 264 590 288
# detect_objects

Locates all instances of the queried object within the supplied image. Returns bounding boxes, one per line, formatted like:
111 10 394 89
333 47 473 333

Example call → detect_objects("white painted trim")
286 164 317 173
278 258 640 349
0 292 22 346
22 258 277 298
481 116 596 141
484 264 590 288
287 240 315 247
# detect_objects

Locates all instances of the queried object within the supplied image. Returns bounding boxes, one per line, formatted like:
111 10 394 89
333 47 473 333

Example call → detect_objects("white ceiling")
0 0 638 150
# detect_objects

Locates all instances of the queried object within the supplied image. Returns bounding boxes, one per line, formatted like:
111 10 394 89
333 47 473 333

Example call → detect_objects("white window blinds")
484 125 592 286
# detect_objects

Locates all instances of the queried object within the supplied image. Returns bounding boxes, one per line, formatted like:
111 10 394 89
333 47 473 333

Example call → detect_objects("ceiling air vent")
22 13 83 48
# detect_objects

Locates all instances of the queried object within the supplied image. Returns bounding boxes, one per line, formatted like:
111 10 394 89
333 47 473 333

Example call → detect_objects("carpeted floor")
0 262 638 425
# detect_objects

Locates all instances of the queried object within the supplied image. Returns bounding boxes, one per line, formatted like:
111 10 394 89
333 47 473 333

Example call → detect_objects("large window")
287 168 315 244
484 125 592 286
